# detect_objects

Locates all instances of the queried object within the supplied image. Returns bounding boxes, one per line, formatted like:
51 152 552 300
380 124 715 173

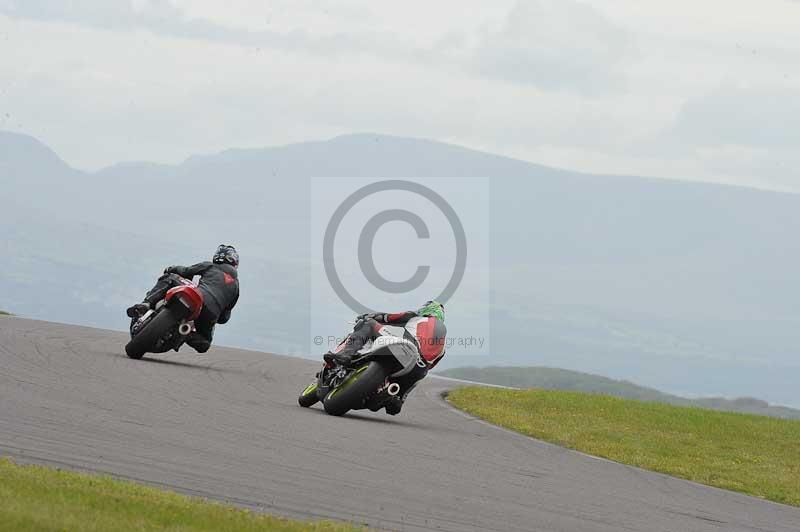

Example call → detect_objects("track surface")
1 317 798 532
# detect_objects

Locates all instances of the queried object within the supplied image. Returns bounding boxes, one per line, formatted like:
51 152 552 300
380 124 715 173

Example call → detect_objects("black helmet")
213 244 239 268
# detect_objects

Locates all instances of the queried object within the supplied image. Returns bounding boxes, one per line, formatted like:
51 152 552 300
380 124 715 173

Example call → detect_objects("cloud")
467 0 633 92
0 0 182 29
668 85 800 148
635 84 800 190
1 1 636 94
0 0 389 55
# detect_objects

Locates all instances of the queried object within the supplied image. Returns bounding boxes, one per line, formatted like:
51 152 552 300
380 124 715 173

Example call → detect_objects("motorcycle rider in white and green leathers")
324 300 447 414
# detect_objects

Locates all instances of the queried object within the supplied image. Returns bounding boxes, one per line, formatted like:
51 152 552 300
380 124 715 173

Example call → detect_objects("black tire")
323 361 388 416
298 381 320 408
125 308 179 359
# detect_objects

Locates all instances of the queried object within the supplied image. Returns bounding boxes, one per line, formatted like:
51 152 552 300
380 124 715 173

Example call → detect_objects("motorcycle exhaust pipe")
178 323 192 336
386 382 401 396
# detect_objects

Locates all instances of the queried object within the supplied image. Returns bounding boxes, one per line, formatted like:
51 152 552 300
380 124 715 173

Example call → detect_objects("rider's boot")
126 302 151 318
324 319 377 366
323 348 355 366
385 379 421 415
385 395 403 415
185 332 211 353
322 334 365 366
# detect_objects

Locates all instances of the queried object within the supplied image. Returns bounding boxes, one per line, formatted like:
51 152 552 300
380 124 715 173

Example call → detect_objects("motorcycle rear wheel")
323 361 388 416
125 308 179 359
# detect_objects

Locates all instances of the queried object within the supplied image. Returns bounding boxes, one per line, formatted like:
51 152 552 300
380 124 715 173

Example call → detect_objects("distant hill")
0 131 81 183
438 366 800 419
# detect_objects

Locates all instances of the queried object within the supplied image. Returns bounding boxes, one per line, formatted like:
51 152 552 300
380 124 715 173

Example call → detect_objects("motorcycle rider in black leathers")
324 300 446 415
126 245 240 353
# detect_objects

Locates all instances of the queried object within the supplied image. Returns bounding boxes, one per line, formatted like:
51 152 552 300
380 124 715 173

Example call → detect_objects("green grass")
439 366 800 419
447 387 800 506
0 458 363 532
0 310 11 315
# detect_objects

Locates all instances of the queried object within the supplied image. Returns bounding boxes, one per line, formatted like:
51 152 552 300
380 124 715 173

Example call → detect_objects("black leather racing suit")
143 262 239 352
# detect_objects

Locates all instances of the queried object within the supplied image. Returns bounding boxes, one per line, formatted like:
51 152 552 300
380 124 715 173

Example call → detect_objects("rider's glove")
358 312 386 323
164 266 179 275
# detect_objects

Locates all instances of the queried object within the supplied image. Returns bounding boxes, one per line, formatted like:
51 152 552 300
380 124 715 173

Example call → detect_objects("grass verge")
0 458 363 531
446 387 800 506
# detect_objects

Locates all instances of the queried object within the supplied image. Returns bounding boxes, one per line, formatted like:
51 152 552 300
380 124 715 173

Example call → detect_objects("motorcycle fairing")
356 332 420 378
165 285 204 320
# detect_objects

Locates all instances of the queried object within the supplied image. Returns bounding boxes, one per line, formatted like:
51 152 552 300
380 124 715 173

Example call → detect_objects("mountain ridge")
0 130 79 178
2 129 795 197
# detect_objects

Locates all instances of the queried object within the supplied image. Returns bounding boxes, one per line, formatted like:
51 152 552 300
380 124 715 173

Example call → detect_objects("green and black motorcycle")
298 325 422 416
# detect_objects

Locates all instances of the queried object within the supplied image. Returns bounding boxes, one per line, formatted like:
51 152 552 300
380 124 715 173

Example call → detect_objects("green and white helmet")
418 300 445 321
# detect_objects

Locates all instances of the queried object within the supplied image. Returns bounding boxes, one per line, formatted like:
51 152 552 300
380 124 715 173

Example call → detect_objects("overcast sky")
1 0 798 191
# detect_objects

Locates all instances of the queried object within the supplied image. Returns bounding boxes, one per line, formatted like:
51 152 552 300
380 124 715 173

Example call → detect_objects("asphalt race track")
1 317 798 532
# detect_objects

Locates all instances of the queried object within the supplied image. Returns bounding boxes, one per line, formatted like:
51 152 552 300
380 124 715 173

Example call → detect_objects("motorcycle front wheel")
298 380 320 408
322 361 388 416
